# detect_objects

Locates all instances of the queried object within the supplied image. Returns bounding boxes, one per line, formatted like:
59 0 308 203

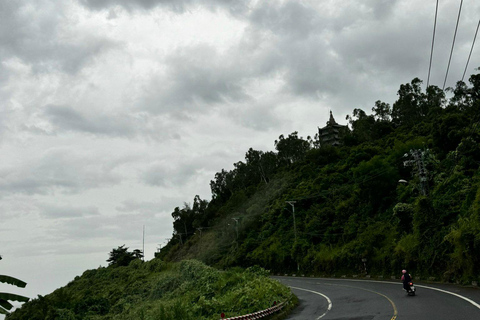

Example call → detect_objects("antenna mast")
143 225 145 262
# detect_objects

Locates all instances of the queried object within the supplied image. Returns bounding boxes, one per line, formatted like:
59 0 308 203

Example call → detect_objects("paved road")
274 276 480 320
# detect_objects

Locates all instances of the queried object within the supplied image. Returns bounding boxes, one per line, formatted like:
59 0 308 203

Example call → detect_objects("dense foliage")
7 259 291 320
159 71 480 284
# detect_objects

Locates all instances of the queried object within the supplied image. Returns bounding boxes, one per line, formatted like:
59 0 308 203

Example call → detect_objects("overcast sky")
1 0 479 308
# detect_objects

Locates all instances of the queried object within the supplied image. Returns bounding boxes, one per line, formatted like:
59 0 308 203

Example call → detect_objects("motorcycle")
404 281 416 296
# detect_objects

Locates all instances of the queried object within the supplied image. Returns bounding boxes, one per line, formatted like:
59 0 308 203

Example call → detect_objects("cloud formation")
0 1 117 76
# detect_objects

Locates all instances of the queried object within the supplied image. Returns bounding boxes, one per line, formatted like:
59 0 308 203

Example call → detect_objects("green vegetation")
7 259 291 320
159 71 480 284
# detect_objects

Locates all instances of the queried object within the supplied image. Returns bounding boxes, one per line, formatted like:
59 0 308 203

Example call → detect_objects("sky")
1 0 479 311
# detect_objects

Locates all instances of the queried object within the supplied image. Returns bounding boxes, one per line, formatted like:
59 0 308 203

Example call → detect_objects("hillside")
6 259 293 320
158 72 480 283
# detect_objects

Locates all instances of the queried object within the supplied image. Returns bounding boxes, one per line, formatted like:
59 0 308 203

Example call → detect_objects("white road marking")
318 282 398 320
289 286 332 319
415 284 480 310
288 277 480 310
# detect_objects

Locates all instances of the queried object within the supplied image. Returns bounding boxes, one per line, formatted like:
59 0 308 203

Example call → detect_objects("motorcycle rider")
401 269 412 291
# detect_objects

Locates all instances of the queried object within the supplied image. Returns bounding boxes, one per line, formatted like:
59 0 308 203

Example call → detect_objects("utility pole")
286 201 299 272
178 233 183 245
232 218 239 240
286 201 297 242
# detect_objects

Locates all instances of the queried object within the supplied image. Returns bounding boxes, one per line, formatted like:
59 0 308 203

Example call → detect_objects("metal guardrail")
220 300 288 320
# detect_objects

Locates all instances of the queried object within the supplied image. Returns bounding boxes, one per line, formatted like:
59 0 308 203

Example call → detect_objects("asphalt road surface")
274 276 480 320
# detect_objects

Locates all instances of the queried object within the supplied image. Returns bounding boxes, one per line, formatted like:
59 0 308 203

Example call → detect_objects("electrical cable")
461 19 480 82
427 0 440 88
443 0 464 90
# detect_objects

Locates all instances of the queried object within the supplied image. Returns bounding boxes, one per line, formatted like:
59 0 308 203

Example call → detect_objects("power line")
427 0 439 88
461 19 480 82
443 0 464 90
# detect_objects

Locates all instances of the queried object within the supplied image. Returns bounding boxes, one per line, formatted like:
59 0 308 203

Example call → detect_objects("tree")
106 245 142 267
372 100 392 121
391 78 426 126
0 256 29 315
244 148 279 184
210 169 234 201
346 108 376 143
274 132 310 165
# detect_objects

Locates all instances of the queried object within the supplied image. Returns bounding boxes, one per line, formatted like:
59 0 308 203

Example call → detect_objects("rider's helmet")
402 269 407 274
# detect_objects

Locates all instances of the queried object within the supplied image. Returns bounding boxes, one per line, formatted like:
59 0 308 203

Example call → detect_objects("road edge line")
289 286 332 319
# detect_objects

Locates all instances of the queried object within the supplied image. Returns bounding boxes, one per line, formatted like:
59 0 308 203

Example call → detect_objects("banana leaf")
0 299 13 311
0 275 27 288
0 293 29 303
0 293 29 315
0 305 9 315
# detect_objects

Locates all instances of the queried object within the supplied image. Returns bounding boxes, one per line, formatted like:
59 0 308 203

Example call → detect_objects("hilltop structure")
318 111 348 147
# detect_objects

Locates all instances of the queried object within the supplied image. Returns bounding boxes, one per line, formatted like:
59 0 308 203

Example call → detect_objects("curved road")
274 276 480 320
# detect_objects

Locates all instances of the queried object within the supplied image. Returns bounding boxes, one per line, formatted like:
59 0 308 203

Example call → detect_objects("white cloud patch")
39 204 101 219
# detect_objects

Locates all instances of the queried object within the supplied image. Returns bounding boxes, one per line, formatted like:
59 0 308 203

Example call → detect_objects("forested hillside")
158 71 480 283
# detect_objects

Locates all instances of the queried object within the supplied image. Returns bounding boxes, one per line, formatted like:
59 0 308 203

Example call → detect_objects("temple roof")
327 110 337 126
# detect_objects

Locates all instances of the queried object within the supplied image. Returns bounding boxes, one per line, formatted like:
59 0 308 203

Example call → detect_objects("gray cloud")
0 0 118 76
78 0 250 15
227 102 281 131
116 199 177 215
0 148 122 196
238 0 479 113
39 204 100 219
141 44 250 117
136 0 418 126
249 1 323 40
49 211 165 243
140 161 197 187
43 105 138 137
